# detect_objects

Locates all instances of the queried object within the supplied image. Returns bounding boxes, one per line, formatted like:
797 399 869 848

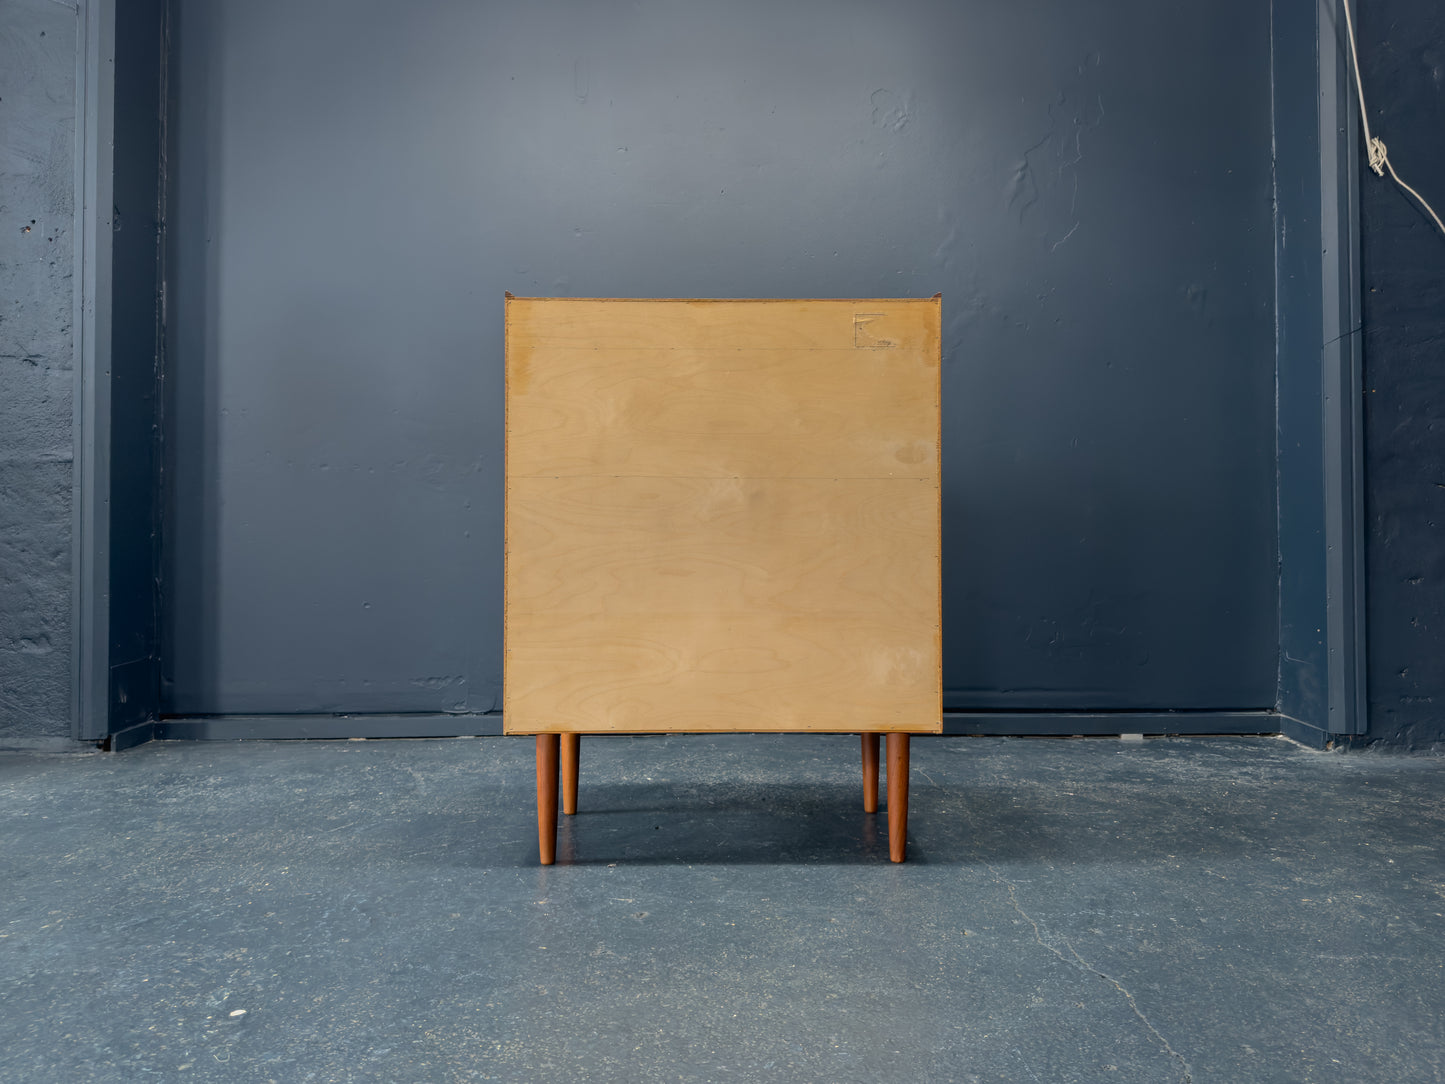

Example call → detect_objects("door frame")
72 0 1367 744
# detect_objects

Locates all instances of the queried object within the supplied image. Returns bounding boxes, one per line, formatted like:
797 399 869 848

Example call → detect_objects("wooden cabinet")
504 297 941 861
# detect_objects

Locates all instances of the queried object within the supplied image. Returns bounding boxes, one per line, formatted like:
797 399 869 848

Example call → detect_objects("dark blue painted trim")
943 713 1279 737
73 0 116 741
128 712 1278 745
74 0 169 741
1318 0 1368 735
154 714 506 742
1273 0 1328 730
107 0 168 736
1272 0 1368 736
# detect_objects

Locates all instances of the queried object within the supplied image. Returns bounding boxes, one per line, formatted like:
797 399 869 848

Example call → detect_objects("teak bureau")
504 296 942 862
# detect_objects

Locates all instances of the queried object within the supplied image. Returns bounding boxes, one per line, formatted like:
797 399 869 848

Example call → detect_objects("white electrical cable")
1340 0 1445 238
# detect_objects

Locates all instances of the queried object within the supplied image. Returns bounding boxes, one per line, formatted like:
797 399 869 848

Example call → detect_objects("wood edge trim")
501 726 945 735
933 299 944 725
501 296 945 304
502 294 511 720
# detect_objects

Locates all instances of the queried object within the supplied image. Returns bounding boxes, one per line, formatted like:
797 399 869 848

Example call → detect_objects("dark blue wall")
161 0 1279 720
1357 0 1445 748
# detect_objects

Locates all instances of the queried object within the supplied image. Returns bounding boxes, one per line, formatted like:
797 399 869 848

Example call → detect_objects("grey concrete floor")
1 734 1443 1083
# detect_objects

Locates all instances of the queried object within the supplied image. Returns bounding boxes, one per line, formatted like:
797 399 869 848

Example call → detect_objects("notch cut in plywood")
504 297 941 734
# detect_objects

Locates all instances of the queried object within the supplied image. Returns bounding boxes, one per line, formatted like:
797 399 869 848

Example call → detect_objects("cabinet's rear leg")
561 733 580 815
861 732 880 813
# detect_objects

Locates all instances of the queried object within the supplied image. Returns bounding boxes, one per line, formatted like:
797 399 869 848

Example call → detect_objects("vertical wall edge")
1319 0 1369 735
72 0 117 742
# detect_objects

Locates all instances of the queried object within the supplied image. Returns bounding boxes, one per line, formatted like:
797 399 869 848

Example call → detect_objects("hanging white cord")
1340 0 1445 237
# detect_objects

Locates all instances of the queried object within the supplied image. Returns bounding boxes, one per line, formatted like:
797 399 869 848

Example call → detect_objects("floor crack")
989 865 1194 1084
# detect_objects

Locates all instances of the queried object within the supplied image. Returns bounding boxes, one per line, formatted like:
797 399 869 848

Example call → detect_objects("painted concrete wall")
1357 0 1445 749
0 0 76 743
7 1 1441 744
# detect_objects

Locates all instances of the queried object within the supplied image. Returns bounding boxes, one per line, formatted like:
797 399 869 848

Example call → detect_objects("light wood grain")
509 346 939 479
508 476 936 617
504 297 941 735
507 612 939 733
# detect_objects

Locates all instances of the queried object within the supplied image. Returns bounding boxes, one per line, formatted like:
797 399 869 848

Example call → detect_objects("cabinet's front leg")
536 734 560 865
561 733 581 815
886 733 910 863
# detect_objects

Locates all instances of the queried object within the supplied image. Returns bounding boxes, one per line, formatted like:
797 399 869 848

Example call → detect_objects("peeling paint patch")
869 88 914 133
410 675 470 712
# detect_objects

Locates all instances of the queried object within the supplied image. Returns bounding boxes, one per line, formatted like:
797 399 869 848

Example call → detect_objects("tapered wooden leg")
561 733 580 815
536 734 560 865
886 733 910 863
861 732 880 813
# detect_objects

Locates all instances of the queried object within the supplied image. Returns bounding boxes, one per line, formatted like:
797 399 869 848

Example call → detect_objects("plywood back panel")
504 298 941 734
